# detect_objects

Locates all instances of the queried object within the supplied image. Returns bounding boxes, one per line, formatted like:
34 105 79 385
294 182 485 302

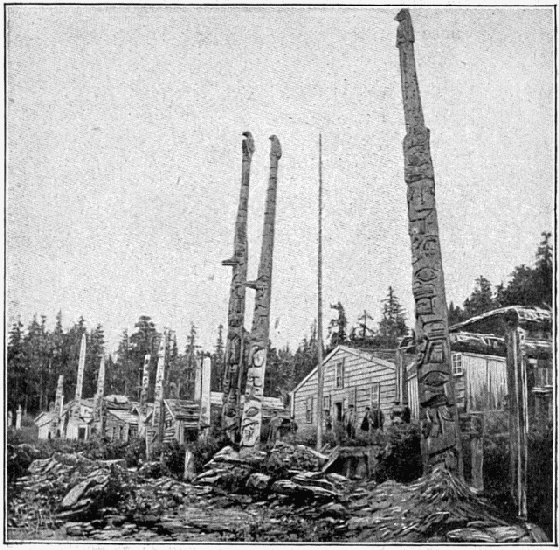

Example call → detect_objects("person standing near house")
360 406 372 432
324 409 333 432
371 406 384 432
268 411 283 445
343 404 356 439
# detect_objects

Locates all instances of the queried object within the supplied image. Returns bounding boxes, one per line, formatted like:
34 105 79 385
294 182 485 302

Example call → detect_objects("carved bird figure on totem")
269 135 282 159
242 131 255 155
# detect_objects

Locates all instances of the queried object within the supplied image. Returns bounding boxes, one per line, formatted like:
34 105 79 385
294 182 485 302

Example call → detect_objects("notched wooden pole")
240 135 282 450
395 8 463 475
221 132 254 443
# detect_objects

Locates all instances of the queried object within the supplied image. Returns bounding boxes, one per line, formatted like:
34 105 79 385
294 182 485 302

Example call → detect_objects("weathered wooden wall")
407 353 507 418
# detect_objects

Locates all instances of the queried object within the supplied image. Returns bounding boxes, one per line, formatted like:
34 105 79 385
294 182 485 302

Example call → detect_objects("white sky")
6 6 554 354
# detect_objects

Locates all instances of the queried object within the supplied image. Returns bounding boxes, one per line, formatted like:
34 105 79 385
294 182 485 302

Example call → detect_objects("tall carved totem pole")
149 332 167 456
396 9 462 474
93 355 106 436
49 375 64 439
221 132 254 442
138 354 151 437
240 135 282 449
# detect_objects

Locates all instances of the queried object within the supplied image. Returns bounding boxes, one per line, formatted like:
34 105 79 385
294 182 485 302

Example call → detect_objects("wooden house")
35 411 55 440
163 399 201 444
290 346 398 439
63 398 94 440
405 306 552 422
405 349 508 419
104 409 139 442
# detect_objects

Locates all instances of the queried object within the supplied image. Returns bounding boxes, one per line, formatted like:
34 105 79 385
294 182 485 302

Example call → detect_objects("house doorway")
334 402 343 423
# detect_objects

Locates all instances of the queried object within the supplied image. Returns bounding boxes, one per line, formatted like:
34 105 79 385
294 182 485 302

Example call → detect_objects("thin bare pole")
316 134 324 450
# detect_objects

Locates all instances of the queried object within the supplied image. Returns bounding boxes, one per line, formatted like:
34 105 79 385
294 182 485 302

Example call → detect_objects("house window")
323 396 331 411
119 426 124 440
305 396 313 423
452 354 464 376
335 360 345 389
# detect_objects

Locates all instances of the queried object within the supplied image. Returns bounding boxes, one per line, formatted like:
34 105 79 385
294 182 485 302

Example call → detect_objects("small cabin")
63 398 94 440
35 411 55 440
163 399 201 444
105 409 139 442
290 346 398 439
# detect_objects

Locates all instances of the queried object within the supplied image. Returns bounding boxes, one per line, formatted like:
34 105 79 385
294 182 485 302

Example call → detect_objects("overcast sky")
7 6 554 355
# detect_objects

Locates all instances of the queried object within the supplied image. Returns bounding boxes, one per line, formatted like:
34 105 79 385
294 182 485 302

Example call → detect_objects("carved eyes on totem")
252 348 265 367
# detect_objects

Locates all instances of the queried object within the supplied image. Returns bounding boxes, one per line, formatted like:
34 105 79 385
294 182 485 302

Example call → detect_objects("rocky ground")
7 443 550 543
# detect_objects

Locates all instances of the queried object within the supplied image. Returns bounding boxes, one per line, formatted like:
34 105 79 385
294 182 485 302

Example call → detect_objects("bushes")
379 424 422 483
527 422 553 539
482 416 553 539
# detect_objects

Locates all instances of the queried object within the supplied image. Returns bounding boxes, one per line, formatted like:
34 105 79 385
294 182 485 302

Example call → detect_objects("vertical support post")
395 8 462 475
470 412 484 494
504 311 528 519
393 347 404 422
221 132 254 443
240 135 282 449
317 133 324 450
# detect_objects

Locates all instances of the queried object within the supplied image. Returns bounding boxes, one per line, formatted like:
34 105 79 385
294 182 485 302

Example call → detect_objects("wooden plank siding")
406 352 507 419
292 346 396 439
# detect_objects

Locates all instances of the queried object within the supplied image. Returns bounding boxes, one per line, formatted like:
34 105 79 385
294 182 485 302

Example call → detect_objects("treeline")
448 231 553 325
6 309 322 416
6 314 211 415
7 232 552 415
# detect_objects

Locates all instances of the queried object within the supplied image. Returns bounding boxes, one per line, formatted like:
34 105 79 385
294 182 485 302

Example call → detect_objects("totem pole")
240 135 282 449
221 132 254 442
395 9 462 474
68 334 86 438
152 332 168 447
15 405 22 430
93 356 106 437
49 375 64 438
138 354 151 438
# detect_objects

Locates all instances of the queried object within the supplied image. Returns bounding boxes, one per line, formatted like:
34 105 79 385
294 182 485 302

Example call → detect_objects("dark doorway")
335 402 343 423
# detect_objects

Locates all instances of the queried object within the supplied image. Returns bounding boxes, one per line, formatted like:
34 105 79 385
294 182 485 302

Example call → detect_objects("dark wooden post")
240 135 282 449
395 9 463 475
221 132 254 443
504 310 528 519
393 347 404 421
470 412 485 494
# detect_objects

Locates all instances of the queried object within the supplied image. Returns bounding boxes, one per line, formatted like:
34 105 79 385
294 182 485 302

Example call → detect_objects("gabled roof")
450 306 551 332
107 409 139 425
164 399 200 420
290 345 396 395
209 392 284 411
34 411 54 425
